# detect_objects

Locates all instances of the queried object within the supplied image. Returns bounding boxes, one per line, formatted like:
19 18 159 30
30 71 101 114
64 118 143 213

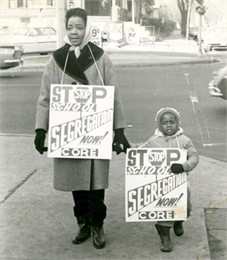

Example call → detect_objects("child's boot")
155 224 172 252
173 221 184 236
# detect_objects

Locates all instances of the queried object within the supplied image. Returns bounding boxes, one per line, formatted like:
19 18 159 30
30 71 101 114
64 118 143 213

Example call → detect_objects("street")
0 61 226 162
0 51 227 260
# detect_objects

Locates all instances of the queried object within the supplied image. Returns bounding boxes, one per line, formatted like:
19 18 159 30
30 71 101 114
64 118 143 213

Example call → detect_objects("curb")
113 58 218 68
0 58 219 74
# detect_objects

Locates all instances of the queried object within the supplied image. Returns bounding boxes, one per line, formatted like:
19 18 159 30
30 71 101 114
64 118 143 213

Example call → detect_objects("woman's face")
66 16 86 46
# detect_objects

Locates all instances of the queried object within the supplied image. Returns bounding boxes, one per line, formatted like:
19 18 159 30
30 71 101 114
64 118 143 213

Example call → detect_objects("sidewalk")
0 134 226 260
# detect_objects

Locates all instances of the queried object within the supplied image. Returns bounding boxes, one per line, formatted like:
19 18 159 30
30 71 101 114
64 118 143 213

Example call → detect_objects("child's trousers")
157 183 192 227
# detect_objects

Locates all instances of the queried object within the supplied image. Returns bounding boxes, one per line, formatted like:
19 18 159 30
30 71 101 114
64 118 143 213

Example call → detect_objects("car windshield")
12 28 29 36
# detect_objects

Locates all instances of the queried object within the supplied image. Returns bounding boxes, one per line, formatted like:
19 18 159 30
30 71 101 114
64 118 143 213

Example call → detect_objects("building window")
116 0 121 7
21 17 30 23
47 0 54 6
17 0 28 8
127 1 132 12
8 0 15 8
85 0 111 16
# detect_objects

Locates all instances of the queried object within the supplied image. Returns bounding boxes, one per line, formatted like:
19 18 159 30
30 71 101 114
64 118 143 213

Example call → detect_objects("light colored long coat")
35 47 126 191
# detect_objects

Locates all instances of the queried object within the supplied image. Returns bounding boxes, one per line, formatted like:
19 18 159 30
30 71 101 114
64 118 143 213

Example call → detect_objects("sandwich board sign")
125 148 188 222
48 84 114 159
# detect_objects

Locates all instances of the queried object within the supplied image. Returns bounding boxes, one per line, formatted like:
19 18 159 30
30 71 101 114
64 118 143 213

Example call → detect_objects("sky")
156 0 227 27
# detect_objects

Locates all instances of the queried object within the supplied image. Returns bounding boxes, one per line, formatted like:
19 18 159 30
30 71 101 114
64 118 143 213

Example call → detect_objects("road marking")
184 72 218 146
203 143 227 147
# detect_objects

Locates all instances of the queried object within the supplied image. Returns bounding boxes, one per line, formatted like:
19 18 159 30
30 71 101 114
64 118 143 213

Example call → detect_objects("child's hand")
170 163 184 174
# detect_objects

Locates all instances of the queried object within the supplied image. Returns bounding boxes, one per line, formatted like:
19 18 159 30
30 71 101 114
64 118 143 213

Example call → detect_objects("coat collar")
154 127 184 140
53 42 104 84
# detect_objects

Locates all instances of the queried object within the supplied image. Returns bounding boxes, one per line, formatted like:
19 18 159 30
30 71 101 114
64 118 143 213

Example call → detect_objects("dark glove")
112 128 130 154
170 163 184 174
34 129 48 154
112 142 124 155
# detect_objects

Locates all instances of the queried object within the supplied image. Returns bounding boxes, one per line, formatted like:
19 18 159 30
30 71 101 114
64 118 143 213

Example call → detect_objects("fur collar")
53 42 104 84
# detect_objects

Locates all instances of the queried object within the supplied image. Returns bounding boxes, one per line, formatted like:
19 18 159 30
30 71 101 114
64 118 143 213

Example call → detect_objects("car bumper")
208 80 224 97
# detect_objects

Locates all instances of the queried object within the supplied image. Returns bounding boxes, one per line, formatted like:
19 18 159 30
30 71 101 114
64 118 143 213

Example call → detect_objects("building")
0 0 158 28
0 0 159 46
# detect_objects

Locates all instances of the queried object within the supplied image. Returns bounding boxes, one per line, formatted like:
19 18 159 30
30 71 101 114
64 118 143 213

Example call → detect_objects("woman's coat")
35 42 126 191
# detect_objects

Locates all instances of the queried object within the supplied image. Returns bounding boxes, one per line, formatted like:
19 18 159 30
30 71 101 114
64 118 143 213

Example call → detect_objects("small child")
130 107 199 252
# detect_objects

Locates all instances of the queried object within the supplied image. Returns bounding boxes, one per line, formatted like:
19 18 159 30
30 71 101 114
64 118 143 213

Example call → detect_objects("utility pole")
56 0 67 48
198 12 202 56
196 1 206 56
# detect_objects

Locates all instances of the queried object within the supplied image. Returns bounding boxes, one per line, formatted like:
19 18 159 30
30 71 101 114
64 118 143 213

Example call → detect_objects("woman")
34 8 129 249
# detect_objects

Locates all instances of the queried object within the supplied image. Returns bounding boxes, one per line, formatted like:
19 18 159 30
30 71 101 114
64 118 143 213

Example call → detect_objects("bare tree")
177 0 190 36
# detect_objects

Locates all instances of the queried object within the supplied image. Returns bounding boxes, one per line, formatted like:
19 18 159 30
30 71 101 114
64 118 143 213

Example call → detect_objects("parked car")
202 27 227 52
0 45 23 70
208 66 227 100
1 27 57 55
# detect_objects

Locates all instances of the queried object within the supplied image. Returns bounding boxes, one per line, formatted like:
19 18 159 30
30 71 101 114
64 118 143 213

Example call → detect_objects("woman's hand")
34 129 48 154
112 129 130 155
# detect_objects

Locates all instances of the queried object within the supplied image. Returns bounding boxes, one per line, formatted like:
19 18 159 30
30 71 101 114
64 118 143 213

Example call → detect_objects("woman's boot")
92 221 105 249
90 190 106 249
155 224 172 252
72 191 91 244
72 216 91 244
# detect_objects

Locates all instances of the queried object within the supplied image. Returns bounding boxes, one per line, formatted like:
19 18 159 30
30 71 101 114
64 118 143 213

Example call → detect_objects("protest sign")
125 148 187 222
48 84 114 159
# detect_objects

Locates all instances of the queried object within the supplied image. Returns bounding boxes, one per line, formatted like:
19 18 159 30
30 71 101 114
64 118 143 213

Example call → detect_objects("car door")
36 27 57 53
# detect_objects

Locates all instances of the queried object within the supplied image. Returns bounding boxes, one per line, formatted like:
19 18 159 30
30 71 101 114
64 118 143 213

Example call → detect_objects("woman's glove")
112 128 130 154
34 129 48 154
170 163 184 174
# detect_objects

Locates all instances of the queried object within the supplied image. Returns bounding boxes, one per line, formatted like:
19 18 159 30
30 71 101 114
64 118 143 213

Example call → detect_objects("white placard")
48 84 114 159
125 148 188 222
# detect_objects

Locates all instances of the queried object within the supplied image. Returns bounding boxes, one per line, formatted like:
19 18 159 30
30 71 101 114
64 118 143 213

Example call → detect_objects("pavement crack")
0 168 38 204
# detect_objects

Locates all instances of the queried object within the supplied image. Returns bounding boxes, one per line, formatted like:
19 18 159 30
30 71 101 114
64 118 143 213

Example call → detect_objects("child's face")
159 113 178 136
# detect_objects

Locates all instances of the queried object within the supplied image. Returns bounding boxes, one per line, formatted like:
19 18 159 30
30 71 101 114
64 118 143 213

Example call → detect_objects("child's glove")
34 129 48 154
170 163 184 174
112 128 130 154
